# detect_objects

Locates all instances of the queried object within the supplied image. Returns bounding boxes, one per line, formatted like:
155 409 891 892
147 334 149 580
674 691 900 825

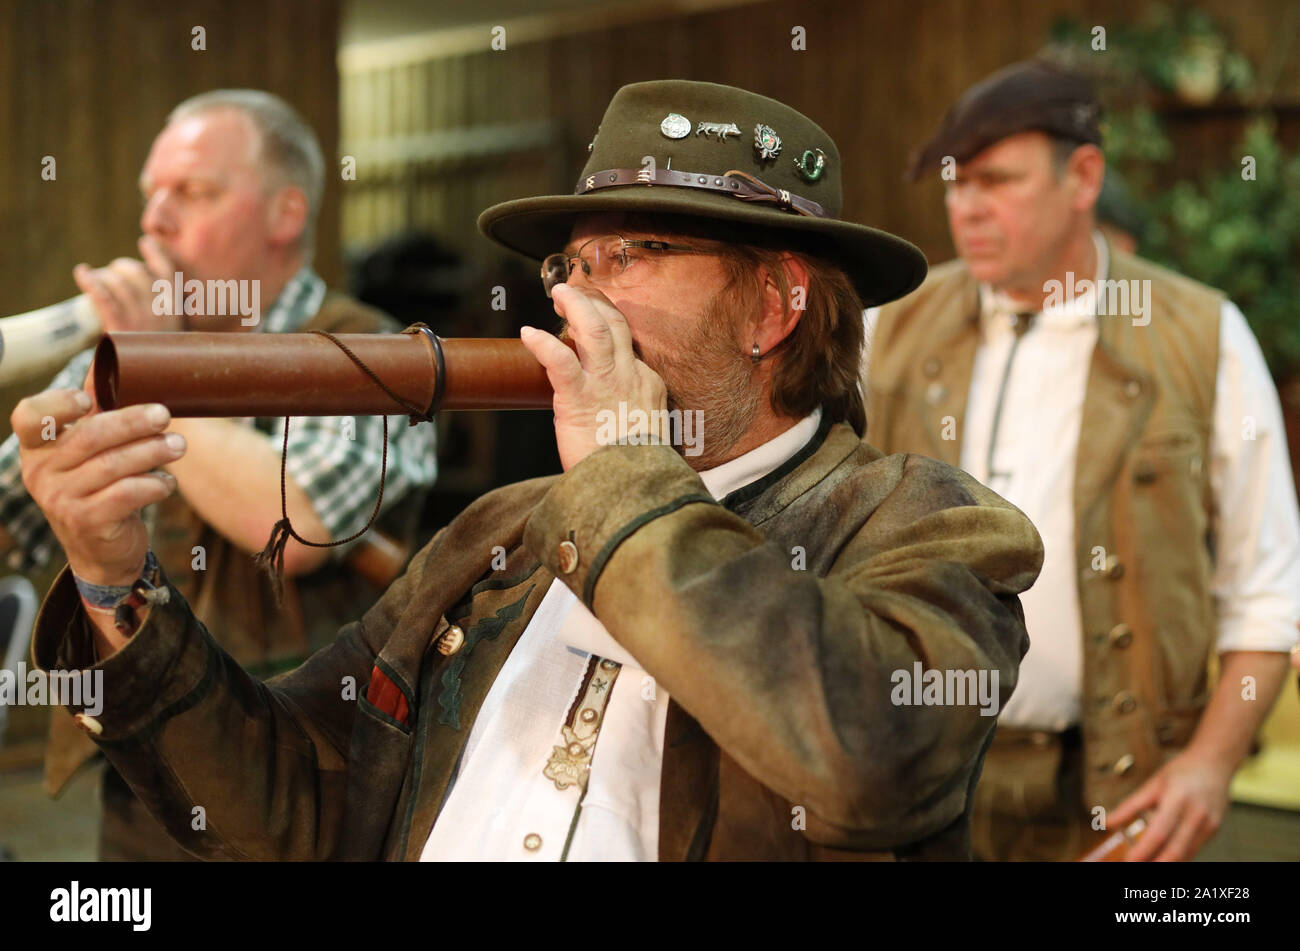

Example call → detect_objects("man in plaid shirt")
0 90 436 860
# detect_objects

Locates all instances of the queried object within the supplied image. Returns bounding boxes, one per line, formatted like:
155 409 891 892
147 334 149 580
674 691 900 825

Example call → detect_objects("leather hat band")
575 167 828 219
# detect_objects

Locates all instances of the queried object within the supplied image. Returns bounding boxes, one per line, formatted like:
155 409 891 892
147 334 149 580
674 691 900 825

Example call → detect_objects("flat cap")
906 59 1102 182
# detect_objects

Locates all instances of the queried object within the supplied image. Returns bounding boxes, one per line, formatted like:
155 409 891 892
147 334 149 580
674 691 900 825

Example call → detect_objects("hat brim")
477 187 927 308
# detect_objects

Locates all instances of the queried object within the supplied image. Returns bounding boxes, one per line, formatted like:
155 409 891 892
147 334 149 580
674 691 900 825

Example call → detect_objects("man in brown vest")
864 60 1300 860
0 90 437 859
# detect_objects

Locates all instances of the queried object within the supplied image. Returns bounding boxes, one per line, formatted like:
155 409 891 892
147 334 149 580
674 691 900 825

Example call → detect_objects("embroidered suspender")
542 655 623 862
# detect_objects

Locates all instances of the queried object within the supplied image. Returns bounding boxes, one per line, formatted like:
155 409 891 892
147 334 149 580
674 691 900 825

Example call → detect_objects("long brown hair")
716 244 866 434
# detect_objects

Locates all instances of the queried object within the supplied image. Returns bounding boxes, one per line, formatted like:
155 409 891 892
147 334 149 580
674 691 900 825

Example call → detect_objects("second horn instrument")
93 331 556 417
0 295 102 386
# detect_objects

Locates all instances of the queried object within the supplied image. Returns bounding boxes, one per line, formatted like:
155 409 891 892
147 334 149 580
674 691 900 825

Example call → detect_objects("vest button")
1112 691 1137 714
1105 554 1124 580
925 382 948 405
1124 380 1142 398
1109 623 1133 648
1111 753 1136 776
922 356 941 378
1133 462 1157 484
435 624 465 656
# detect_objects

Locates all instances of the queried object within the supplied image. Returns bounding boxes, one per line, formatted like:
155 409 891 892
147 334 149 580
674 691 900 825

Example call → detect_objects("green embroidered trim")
448 561 541 622
436 584 535 729
581 493 715 606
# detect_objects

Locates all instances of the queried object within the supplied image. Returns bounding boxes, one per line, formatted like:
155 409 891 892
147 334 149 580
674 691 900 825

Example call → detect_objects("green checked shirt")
0 267 437 573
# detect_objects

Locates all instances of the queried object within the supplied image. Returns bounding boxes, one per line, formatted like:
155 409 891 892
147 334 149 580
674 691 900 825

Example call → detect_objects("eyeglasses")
540 233 711 298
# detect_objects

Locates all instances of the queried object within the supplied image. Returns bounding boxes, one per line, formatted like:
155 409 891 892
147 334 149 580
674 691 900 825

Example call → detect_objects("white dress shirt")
865 235 1300 730
420 409 824 861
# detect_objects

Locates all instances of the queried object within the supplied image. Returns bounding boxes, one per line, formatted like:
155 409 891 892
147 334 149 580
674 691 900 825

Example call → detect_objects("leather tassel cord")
254 323 439 603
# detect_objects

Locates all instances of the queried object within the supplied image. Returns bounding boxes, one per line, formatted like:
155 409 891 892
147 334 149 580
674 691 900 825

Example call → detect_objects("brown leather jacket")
34 418 1043 860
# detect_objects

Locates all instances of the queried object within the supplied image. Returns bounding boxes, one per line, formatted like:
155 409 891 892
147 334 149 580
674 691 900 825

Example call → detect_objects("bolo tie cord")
254 324 440 604
983 311 1037 488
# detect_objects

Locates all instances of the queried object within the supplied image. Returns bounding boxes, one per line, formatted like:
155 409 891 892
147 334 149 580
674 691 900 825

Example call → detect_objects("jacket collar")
722 413 859 525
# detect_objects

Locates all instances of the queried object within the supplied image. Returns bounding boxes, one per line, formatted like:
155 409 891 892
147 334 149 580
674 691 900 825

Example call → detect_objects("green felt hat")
478 79 927 306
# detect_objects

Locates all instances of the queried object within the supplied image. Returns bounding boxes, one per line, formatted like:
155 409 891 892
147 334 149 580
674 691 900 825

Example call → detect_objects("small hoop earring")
751 343 761 363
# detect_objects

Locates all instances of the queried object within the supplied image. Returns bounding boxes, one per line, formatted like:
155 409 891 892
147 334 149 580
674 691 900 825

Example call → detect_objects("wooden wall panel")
340 0 1294 268
0 0 343 324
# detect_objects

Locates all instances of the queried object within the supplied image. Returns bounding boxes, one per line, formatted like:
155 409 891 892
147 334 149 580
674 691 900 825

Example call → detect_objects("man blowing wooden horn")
13 80 1043 860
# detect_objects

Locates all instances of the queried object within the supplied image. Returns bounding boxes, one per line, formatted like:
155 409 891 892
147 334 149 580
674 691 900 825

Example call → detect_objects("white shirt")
865 235 1300 730
420 409 824 861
